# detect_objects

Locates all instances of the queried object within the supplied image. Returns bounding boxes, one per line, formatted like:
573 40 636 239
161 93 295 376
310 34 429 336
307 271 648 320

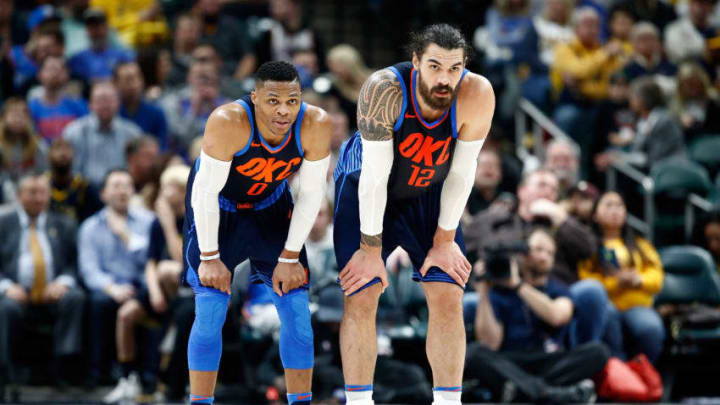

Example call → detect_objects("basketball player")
183 61 331 405
333 24 495 405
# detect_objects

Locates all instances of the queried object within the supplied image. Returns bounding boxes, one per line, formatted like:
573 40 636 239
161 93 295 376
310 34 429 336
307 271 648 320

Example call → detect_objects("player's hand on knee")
420 241 472 286
198 259 232 294
340 248 389 296
272 262 307 296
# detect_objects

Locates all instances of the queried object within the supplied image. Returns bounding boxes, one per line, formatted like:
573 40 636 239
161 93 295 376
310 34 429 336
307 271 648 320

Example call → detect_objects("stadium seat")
655 246 720 307
651 160 713 246
689 136 720 179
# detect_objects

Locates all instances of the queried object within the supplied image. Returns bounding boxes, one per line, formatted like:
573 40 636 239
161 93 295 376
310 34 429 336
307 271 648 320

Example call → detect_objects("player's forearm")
437 139 486 234
190 150 231 255
284 156 330 253
357 138 393 251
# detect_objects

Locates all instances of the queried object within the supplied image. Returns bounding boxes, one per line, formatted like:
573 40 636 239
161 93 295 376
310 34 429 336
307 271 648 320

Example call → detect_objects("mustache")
431 85 453 93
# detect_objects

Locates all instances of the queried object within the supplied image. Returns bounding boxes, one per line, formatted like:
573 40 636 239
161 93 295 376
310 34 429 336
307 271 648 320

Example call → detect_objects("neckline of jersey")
410 68 450 130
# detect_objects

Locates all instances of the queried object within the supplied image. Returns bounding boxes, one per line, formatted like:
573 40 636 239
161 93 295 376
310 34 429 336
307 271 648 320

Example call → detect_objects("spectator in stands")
671 62 720 139
466 228 608 403
46 138 102 223
137 46 173 102
624 76 686 169
533 0 574 69
465 170 609 346
10 27 64 95
305 199 337 293
114 61 168 149
623 22 677 84
0 173 84 391
607 4 635 52
63 81 142 188
562 181 599 227
593 73 636 175
325 44 370 129
193 0 253 79
89 0 169 49
125 136 160 210
579 191 665 362
467 149 502 216
667 0 720 64
0 98 47 183
59 0 126 58
543 139 580 198
78 169 154 386
68 8 135 83
160 61 225 153
692 209 720 273
28 56 88 142
104 164 188 403
167 13 202 87
614 0 677 33
551 7 626 174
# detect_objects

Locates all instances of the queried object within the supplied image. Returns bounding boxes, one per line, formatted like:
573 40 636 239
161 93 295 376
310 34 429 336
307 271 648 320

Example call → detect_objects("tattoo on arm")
357 70 403 141
361 232 383 247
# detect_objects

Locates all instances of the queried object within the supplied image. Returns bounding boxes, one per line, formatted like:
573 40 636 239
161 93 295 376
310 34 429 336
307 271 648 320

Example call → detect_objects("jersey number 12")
408 164 435 187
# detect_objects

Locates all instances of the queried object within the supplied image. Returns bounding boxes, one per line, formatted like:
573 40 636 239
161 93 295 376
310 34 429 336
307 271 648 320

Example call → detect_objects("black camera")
479 241 529 281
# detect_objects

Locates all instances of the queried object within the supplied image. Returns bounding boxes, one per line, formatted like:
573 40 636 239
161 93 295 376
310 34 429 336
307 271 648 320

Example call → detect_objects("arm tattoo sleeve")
357 70 403 141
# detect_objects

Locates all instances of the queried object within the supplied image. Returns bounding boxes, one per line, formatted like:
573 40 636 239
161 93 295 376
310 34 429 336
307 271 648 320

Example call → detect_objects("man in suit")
0 172 85 396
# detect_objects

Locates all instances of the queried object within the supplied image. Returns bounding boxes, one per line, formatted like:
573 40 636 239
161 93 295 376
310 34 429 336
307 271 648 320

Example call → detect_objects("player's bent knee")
188 292 230 371
425 283 463 313
273 290 314 369
344 284 382 317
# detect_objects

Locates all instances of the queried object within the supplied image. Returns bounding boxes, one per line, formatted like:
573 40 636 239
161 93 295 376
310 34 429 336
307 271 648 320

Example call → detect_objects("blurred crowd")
1 0 720 403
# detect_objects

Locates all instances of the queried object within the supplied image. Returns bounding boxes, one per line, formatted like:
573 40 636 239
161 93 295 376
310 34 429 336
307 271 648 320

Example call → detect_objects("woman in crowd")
325 44 370 131
692 209 720 274
0 97 47 182
579 191 665 362
670 62 720 140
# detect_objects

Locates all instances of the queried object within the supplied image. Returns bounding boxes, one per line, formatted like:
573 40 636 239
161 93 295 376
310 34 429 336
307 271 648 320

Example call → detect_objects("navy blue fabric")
489 278 571 352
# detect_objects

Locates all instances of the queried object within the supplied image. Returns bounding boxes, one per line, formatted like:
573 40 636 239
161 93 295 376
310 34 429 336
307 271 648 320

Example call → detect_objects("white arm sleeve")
284 155 331 252
190 150 232 253
358 138 394 236
438 138 486 231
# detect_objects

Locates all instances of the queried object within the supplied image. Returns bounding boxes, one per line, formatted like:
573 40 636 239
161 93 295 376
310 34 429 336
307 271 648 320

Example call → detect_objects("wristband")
278 257 299 264
200 253 220 261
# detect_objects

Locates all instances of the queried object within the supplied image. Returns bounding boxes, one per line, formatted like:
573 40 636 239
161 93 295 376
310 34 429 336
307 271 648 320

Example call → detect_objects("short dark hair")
36 27 65 46
112 60 140 80
631 76 665 110
101 168 131 191
406 24 473 61
125 135 158 159
255 61 300 84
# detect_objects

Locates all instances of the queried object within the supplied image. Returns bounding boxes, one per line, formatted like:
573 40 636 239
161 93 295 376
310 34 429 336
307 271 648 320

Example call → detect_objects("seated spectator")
63 81 142 188
543 139 580 198
9 27 64 95
293 49 319 89
46 138 103 223
579 191 665 362
306 199 337 293
114 61 168 149
671 62 720 139
89 0 169 48
614 0 677 33
0 173 84 391
465 169 609 346
126 136 160 210
78 169 154 386
104 164 188 403
167 13 202 87
551 7 626 173
532 0 574 69
664 0 718 65
622 76 686 169
28 56 88 142
137 46 173 102
59 0 126 59
607 4 635 51
193 0 253 79
593 73 636 175
561 181 599 227
160 61 226 153
692 208 720 273
68 8 135 83
0 97 48 183
467 149 502 216
466 228 608 403
324 44 370 129
623 22 677 84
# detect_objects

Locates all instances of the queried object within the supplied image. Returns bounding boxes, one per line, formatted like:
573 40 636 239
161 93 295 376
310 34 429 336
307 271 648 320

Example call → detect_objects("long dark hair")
591 191 647 270
691 208 720 251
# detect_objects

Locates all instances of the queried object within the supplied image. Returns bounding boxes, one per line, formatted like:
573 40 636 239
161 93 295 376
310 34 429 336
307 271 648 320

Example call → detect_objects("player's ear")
250 90 257 104
412 52 419 70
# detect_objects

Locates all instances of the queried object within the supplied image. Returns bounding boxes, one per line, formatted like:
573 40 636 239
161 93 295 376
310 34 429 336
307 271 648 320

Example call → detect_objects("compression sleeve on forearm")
438 138 486 230
284 155 331 252
358 138 394 236
190 150 231 253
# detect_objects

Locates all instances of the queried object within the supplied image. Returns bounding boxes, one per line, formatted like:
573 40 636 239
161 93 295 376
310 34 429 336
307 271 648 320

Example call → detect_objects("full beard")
417 72 456 110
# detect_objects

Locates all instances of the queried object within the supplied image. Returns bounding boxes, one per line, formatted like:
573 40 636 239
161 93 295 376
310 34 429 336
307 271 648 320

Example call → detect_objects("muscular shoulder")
357 68 404 141
300 104 332 160
456 72 495 141
202 102 252 161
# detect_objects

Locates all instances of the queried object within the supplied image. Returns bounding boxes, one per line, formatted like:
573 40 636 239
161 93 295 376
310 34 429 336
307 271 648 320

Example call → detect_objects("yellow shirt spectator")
90 0 168 47
551 38 626 101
